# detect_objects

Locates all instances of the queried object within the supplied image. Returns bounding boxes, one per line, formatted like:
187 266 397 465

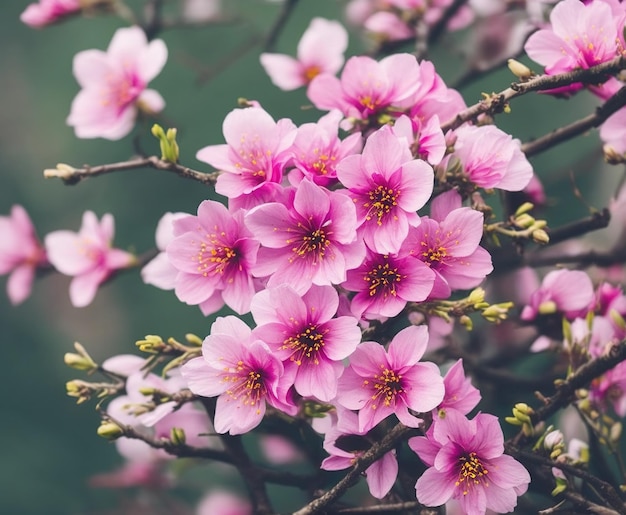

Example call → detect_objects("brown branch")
43 156 219 186
441 55 626 132
336 502 430 513
508 448 626 513
292 424 416 515
264 0 300 52
522 87 626 157
426 0 469 48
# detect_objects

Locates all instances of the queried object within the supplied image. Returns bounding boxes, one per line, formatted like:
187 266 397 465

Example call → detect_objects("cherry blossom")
411 411 530 515
260 17 348 91
0 205 48 305
336 325 445 432
45 211 135 307
67 26 167 140
20 0 81 28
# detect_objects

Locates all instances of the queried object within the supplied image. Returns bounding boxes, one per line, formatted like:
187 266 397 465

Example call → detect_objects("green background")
0 1 618 513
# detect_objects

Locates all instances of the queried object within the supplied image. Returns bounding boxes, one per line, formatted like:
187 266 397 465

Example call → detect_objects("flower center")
456 452 489 494
364 184 399 225
367 367 403 409
304 65 321 82
223 361 266 414
365 258 403 297
288 224 331 263
195 234 238 276
359 95 380 111
282 324 327 365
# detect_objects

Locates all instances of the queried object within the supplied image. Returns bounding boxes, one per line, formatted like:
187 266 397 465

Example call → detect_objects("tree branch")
292 424 415 515
43 156 219 186
264 0 300 52
441 55 626 132
522 87 626 157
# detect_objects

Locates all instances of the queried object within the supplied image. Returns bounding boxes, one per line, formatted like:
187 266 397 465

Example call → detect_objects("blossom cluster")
10 1 626 514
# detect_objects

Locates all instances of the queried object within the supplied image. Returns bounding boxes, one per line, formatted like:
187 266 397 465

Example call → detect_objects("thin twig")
264 0 300 52
43 156 219 186
441 55 626 132
522 87 626 157
292 424 415 515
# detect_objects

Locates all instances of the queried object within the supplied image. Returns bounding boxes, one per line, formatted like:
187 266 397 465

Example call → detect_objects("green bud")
170 427 186 445
562 318 572 345
459 315 473 331
610 422 623 445
514 202 535 217
538 300 557 315
610 308 626 330
152 124 179 163
97 421 124 440
532 229 550 244
505 416 523 426
64 352 97 372
136 334 165 353
468 288 486 306
508 59 533 81
551 476 567 496
513 213 535 229
185 333 203 346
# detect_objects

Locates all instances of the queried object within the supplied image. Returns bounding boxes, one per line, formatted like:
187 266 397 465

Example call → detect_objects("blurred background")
0 1 620 513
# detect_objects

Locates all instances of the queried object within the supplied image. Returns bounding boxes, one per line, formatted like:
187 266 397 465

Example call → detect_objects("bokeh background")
0 1 620 513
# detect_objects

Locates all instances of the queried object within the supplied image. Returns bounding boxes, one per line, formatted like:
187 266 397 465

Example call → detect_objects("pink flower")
342 250 435 320
520 269 595 321
600 107 626 156
321 407 399 499
67 26 167 140
438 359 481 416
336 125 434 254
336 325 445 432
251 284 361 402
287 110 362 187
45 211 135 307
260 18 348 91
196 106 296 199
307 53 422 120
447 124 533 191
0 205 48 305
392 114 446 166
181 316 297 435
410 411 530 515
166 201 259 316
245 179 365 294
20 0 80 28
400 190 493 299
196 490 252 515
525 0 625 95
141 212 190 291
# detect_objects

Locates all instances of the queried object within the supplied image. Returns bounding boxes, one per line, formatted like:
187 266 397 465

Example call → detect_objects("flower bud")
170 427 186 445
538 300 557 315
97 421 124 440
507 59 533 81
152 124 180 163
532 229 550 244
64 352 97 372
185 333 203 346
513 213 535 229
514 202 535 217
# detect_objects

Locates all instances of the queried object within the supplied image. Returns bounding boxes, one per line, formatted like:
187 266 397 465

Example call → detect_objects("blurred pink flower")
260 17 348 91
45 211 135 307
196 490 252 515
67 26 167 140
0 205 48 305
20 0 80 28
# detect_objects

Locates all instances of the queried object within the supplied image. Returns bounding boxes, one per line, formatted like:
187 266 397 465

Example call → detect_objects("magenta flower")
525 0 625 95
400 190 493 299
181 316 297 435
45 211 135 307
392 114 446 166
342 250 435 320
20 0 80 28
321 407 399 499
307 53 422 120
520 269 595 321
410 411 530 515
251 284 361 402
260 17 348 91
0 205 48 305
196 106 296 199
288 110 362 187
67 26 167 140
336 125 434 254
336 325 445 432
438 359 481 416
141 212 190 291
166 200 259 316
448 124 533 191
245 179 365 294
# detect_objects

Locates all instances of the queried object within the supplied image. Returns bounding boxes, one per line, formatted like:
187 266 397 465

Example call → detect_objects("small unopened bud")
532 229 550 244
468 287 486 307
610 422 623 444
64 352 97 372
97 421 124 440
170 427 186 445
185 333 203 346
551 475 567 496
508 59 533 81
513 213 535 229
544 430 564 450
459 315 473 331
152 124 180 163
538 300 557 315
136 334 165 353
515 202 535 217
610 308 626 330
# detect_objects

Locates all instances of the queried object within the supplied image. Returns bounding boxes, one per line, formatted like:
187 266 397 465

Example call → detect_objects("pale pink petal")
260 53 305 91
